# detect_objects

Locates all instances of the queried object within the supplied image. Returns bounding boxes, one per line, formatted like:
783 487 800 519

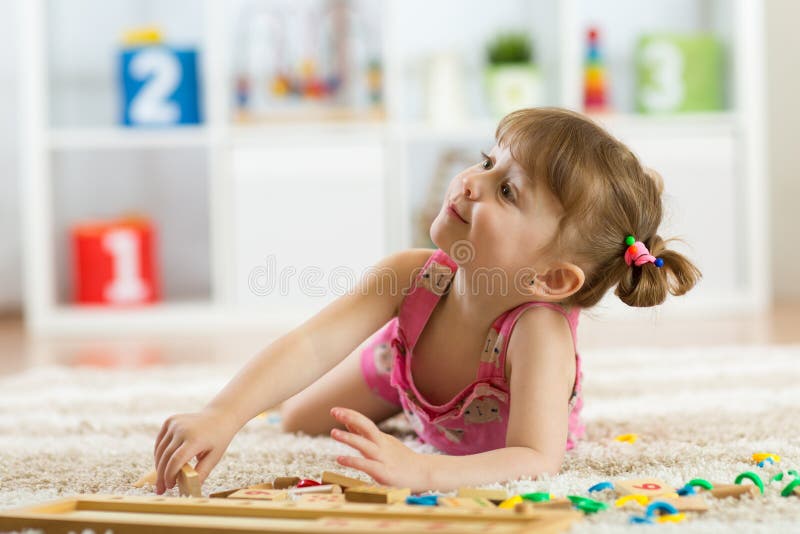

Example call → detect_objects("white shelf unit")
20 0 768 336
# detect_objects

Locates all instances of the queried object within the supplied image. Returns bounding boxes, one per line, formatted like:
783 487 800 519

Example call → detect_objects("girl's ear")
526 263 585 301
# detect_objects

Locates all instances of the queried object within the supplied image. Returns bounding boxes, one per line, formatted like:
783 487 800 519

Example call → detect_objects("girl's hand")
329 407 431 492
153 409 238 494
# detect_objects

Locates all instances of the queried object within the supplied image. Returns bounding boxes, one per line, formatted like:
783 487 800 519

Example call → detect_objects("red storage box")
71 217 160 305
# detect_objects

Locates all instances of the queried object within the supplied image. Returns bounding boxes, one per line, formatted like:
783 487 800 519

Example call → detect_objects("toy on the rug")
129 460 800 529
0 491 583 533
613 433 638 444
753 451 780 468
133 462 200 497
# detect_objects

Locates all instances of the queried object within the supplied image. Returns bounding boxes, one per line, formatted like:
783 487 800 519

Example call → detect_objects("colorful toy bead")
676 484 696 496
752 452 780 464
625 235 636 246
406 494 438 506
654 258 664 268
656 512 687 523
780 478 800 497
498 495 524 509
734 471 764 494
614 433 638 444
588 482 614 493
629 515 654 524
645 501 678 518
772 470 799 483
521 492 552 502
296 479 321 488
686 478 713 490
568 495 607 514
616 494 649 507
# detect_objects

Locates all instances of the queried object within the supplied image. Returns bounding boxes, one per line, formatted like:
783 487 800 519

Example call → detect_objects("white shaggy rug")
1 343 800 533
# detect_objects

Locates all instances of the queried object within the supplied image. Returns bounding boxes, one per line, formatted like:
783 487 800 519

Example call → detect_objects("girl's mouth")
447 204 468 224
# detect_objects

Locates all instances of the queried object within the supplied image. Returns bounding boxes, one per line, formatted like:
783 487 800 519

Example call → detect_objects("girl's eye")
480 151 493 170
501 182 515 201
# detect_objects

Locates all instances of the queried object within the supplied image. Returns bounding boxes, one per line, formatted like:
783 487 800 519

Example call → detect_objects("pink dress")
360 248 585 455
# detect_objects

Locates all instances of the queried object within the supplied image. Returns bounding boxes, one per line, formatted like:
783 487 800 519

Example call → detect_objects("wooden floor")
2 300 800 377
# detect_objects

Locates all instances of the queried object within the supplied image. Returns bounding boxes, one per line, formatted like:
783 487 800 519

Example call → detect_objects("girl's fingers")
154 429 174 468
336 455 385 482
330 428 379 459
156 437 181 494
154 421 169 459
163 442 194 490
330 407 380 441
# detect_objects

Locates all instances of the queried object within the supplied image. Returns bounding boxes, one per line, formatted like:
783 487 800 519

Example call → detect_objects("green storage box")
635 33 724 113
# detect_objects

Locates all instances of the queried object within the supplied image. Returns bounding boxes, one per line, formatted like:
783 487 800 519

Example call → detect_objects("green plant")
487 32 534 64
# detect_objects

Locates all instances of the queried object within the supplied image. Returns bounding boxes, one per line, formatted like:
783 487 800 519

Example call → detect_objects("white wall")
0 0 21 311
766 0 800 301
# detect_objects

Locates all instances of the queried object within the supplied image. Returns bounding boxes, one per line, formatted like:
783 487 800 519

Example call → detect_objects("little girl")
153 107 702 494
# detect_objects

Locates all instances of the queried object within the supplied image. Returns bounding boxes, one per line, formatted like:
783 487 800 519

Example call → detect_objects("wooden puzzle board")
0 494 582 534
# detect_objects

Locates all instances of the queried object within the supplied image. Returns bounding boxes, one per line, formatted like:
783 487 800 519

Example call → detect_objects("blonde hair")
496 107 702 308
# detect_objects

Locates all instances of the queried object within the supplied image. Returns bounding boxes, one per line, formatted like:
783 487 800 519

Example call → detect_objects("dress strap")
396 249 458 349
476 301 580 380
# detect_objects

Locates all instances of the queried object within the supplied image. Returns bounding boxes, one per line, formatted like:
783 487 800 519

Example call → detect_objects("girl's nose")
462 174 481 199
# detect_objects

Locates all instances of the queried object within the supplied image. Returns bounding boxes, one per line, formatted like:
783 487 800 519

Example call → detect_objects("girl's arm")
203 248 431 429
154 248 432 493
330 305 575 492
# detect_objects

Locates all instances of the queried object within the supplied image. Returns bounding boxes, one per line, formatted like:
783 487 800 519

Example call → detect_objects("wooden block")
0 494 585 533
321 471 368 489
227 488 289 501
514 501 535 514
177 464 201 497
210 482 273 499
132 469 157 488
247 482 275 490
295 493 347 504
311 517 540 532
345 485 411 504
456 487 508 503
657 495 709 512
706 482 760 499
530 498 573 510
209 487 243 499
614 478 674 498
289 484 342 497
437 496 496 508
272 477 300 489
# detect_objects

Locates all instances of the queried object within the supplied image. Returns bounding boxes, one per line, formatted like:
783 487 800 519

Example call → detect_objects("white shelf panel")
229 122 387 145
48 127 212 150
588 112 738 138
43 301 306 336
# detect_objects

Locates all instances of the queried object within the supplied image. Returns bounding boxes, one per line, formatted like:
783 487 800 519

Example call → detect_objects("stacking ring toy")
568 495 607 514
645 501 679 518
781 478 800 497
588 482 614 493
615 494 648 507
521 492 552 502
406 495 438 506
734 471 764 494
614 433 638 444
752 452 780 463
498 495 523 509
686 478 713 490
656 512 687 523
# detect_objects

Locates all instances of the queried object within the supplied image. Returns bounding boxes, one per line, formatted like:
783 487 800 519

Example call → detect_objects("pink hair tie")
624 235 664 268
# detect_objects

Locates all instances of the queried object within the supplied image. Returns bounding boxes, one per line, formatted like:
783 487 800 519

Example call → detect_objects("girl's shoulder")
380 248 438 316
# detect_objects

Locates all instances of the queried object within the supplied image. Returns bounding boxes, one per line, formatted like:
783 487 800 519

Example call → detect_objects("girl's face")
430 143 564 281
